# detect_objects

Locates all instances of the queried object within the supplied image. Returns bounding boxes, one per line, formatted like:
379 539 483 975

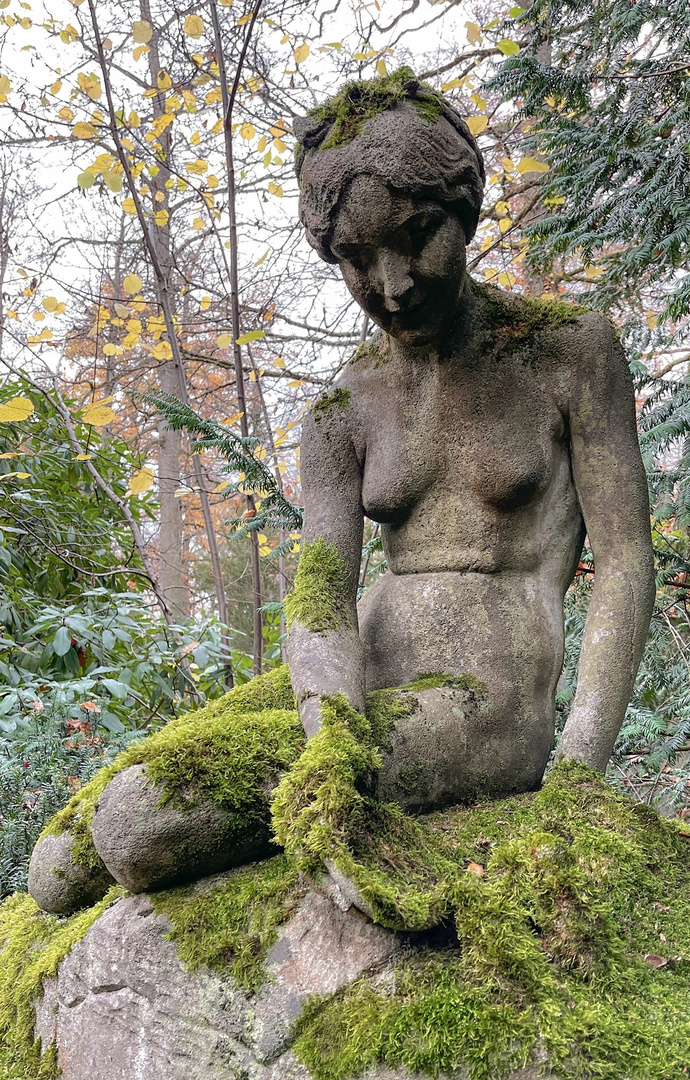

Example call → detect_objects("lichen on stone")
0 886 126 1080
284 537 352 634
310 386 351 422
303 66 443 151
291 763 690 1080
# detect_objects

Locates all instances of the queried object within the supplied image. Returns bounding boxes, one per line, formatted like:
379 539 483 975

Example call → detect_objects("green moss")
291 763 690 1080
151 855 303 993
311 387 351 422
284 538 352 634
39 666 302 873
470 276 589 359
0 887 126 1079
348 333 391 368
304 66 443 151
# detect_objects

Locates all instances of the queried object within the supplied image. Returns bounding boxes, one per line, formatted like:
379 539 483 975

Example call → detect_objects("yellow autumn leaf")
102 343 118 355
184 14 204 37
133 45 150 61
74 454 92 460
122 197 137 215
516 156 549 174
128 466 154 495
471 93 487 110
465 21 482 45
268 182 283 197
272 356 285 368
123 274 142 295
81 404 116 426
376 59 387 76
157 70 172 90
0 75 11 95
499 217 512 233
466 115 488 135
42 296 58 312
646 311 658 330
59 106 74 122
129 110 141 128
152 340 172 360
221 411 244 426
200 295 211 310
0 397 34 422
239 122 255 140
153 208 169 226
293 43 309 64
585 264 605 279
498 272 516 288
216 333 232 348
182 90 197 112
254 250 269 266
192 217 205 230
185 159 208 175
72 121 96 139
497 39 520 56
114 302 130 318
132 19 153 43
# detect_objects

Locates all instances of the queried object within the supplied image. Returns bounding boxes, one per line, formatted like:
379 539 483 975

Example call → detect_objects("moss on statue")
291 763 690 1080
470 276 590 360
4 678 690 1080
284 537 352 633
151 855 303 993
0 887 126 1080
39 666 302 873
310 387 351 422
302 66 443 151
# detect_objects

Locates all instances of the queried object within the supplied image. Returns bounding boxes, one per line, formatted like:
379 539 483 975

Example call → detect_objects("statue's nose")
377 250 414 312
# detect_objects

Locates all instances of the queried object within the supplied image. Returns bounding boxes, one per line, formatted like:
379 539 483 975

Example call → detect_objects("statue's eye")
396 214 441 256
335 243 373 270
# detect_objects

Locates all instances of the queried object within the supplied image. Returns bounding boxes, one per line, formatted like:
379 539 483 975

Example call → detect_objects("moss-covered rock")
3 760 690 1080
33 666 302 905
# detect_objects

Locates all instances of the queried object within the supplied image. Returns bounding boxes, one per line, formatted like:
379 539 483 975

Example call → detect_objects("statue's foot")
91 764 277 893
28 832 114 915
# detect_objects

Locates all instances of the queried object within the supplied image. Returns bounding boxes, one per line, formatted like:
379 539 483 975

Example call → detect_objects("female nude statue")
288 70 654 793
28 71 655 911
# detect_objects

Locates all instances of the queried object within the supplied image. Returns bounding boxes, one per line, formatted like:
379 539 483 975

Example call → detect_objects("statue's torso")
342 315 587 794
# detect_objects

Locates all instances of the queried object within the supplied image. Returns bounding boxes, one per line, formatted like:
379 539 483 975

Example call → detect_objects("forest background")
1 0 689 894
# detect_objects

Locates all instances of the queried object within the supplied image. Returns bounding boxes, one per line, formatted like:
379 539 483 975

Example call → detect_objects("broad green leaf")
53 626 72 656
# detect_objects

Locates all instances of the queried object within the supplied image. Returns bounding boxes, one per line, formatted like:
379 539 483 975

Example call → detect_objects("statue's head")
295 68 485 345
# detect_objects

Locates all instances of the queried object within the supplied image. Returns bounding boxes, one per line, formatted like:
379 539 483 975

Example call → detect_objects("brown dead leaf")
466 861 485 877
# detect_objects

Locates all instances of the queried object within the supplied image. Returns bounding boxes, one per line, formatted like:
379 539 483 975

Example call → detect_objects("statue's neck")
388 273 479 365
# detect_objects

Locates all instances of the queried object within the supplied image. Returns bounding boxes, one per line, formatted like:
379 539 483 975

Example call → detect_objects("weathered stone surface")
31 870 560 1080
34 876 399 1080
91 764 275 893
27 832 114 916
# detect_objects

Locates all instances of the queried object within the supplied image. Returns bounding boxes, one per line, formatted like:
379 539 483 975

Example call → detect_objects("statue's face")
330 174 467 345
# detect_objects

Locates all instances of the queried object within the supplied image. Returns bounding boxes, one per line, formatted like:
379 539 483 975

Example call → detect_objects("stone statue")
288 70 654 787
28 69 655 912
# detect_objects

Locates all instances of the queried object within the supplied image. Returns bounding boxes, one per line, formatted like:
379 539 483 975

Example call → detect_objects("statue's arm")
557 316 655 771
287 398 365 737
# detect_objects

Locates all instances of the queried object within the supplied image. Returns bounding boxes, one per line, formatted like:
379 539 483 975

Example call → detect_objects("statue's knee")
91 764 276 893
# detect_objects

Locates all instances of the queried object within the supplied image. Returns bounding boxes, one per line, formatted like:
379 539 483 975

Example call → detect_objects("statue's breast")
359 362 567 524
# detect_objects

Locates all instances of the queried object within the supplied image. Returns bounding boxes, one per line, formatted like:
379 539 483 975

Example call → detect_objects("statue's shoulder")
470 277 619 368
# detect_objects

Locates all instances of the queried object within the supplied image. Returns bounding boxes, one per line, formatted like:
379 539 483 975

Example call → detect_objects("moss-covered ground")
3 668 690 1080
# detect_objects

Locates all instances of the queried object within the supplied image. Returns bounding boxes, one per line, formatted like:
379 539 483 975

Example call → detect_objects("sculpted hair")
294 69 486 264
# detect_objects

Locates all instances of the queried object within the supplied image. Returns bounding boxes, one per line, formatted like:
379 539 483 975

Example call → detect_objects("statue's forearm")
557 561 655 771
288 623 365 737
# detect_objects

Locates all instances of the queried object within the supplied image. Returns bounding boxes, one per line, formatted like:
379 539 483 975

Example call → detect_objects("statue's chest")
359 362 566 521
